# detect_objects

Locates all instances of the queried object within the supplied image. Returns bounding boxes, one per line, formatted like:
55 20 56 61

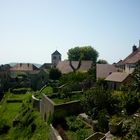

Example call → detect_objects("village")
0 42 140 140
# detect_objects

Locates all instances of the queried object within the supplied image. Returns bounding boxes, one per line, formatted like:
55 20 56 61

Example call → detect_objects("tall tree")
67 46 99 63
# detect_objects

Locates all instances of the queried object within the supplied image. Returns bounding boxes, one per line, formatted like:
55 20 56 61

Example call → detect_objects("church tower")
51 50 61 67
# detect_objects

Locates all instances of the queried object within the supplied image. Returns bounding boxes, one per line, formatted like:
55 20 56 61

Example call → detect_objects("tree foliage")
132 60 140 91
81 87 120 119
67 46 99 63
97 59 108 64
49 68 62 80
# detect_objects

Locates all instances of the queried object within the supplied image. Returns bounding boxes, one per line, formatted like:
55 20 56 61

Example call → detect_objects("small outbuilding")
105 72 131 90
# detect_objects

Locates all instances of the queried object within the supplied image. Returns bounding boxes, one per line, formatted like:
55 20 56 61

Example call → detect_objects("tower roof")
52 50 61 55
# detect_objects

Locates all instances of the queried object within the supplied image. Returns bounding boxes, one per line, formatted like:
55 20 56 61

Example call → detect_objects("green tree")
132 60 140 91
49 68 62 80
67 46 99 63
81 87 120 119
97 59 108 64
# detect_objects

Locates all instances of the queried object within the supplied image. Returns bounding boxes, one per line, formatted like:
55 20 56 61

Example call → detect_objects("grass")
0 91 50 140
40 86 53 95
51 92 83 104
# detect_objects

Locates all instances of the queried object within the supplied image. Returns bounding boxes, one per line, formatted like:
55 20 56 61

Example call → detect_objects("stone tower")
51 50 61 67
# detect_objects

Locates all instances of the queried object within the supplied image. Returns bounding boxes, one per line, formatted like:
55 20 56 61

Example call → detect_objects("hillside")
0 90 49 140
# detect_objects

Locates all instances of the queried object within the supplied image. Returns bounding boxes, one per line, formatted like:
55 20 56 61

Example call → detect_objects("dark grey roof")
105 72 129 82
40 63 52 69
52 50 61 55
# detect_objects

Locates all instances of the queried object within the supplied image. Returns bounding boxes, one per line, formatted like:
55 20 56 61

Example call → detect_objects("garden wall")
40 94 55 121
32 95 40 111
40 94 82 121
85 132 105 140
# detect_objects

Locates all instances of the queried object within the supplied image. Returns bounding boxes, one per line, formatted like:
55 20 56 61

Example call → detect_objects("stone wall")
40 94 55 121
54 100 82 117
32 95 40 111
85 132 105 140
40 94 82 122
49 124 62 140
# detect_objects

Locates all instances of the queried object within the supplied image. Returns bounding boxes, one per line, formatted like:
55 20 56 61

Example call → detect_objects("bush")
81 87 120 119
66 116 84 131
0 118 10 134
123 91 140 115
98 109 109 133
49 68 62 80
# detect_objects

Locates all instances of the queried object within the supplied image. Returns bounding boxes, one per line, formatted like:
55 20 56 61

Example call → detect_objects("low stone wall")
40 94 55 121
54 100 82 117
32 95 40 111
40 94 83 122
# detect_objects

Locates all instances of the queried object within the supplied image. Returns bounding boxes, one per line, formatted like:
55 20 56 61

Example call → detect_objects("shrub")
123 91 139 115
0 118 10 134
49 68 62 80
66 116 84 131
81 87 120 119
98 109 109 133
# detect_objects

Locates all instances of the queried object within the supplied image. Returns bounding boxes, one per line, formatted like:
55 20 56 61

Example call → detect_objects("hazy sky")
0 0 140 64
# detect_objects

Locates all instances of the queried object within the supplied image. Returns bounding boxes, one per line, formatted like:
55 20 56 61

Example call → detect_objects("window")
53 56 56 60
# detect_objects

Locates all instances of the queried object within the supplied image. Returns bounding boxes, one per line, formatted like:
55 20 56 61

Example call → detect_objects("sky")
0 0 140 64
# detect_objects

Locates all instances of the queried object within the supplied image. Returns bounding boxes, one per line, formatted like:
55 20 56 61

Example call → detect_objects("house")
105 72 131 89
105 41 140 89
10 63 39 71
96 64 117 79
40 50 61 69
56 60 93 74
40 63 52 70
116 42 140 74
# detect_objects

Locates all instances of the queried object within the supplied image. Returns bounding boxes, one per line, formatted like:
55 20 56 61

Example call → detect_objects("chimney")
132 45 137 52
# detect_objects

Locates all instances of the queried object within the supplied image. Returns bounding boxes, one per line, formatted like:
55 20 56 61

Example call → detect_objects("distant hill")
9 63 42 68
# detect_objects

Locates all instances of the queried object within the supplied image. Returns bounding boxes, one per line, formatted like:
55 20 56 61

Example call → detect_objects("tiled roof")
10 63 39 71
52 50 61 55
96 64 117 79
105 72 129 82
56 60 93 74
121 49 140 64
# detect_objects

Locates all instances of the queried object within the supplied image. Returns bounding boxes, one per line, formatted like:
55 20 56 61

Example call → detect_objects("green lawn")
51 93 83 104
41 86 53 95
